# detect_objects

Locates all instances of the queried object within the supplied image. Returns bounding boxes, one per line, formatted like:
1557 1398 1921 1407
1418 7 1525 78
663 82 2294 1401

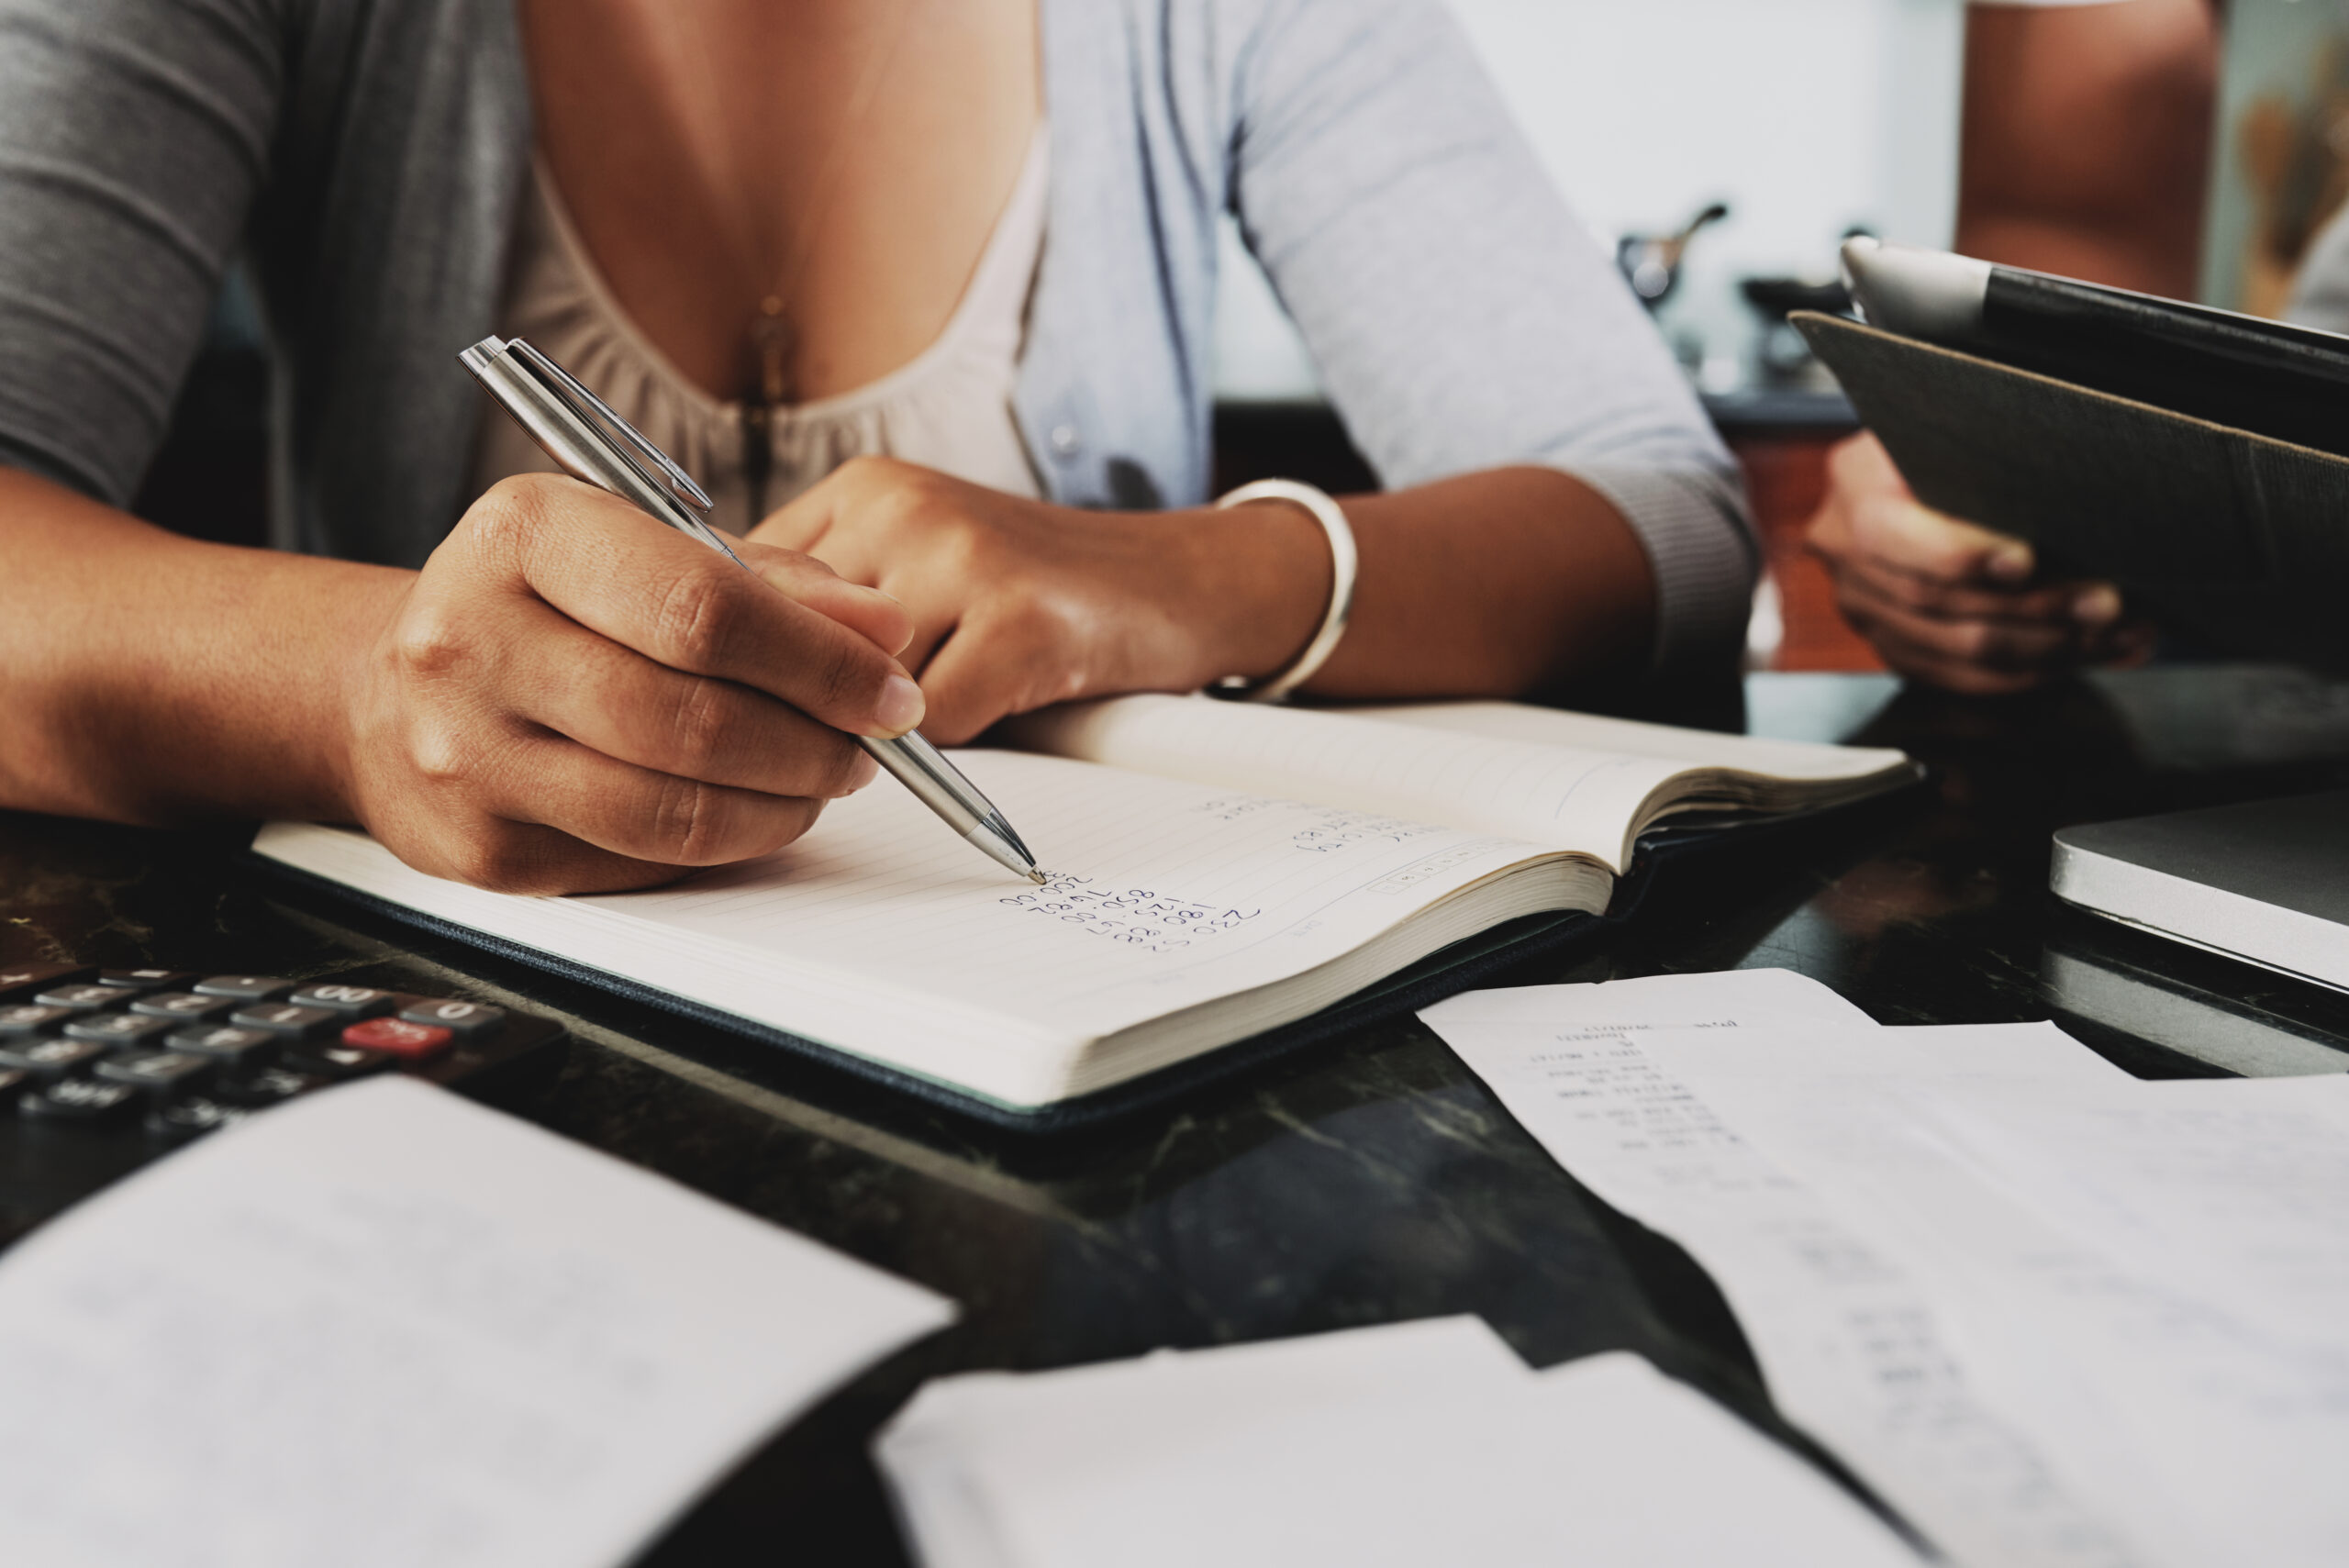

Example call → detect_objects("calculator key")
340 1017 453 1060
130 992 236 1023
193 975 295 1002
19 1076 140 1125
34 984 125 1011
0 1037 114 1081
396 998 506 1038
0 1004 73 1036
165 1026 280 1075
286 1043 397 1082
148 1095 246 1141
287 984 395 1018
95 1050 215 1100
97 969 199 994
62 1013 178 1048
228 1004 338 1040
210 1067 323 1109
0 962 93 1001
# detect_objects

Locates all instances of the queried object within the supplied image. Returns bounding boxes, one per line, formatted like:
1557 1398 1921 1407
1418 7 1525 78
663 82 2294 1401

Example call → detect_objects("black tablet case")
1794 311 2349 673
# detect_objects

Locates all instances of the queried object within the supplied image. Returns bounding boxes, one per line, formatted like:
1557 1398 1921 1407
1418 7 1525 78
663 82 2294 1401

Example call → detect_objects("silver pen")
460 335 1044 884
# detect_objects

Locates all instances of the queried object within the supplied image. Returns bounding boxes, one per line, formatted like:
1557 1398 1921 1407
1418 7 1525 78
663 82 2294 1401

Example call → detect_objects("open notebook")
254 697 1913 1120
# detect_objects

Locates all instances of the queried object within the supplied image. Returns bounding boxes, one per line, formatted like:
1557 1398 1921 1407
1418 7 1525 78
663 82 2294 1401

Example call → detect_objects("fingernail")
1987 543 2032 582
2072 584 2121 626
873 674 926 737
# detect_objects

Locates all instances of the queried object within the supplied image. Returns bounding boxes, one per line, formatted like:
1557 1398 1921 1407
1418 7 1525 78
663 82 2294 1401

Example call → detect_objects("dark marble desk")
7 667 2349 1562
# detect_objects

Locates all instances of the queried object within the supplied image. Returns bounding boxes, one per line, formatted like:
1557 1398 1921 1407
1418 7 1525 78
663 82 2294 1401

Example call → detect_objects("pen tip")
1029 870 1047 884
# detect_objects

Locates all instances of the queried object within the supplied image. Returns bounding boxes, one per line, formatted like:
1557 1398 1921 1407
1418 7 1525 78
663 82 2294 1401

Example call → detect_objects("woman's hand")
343 474 926 894
1804 432 2153 694
750 458 1330 742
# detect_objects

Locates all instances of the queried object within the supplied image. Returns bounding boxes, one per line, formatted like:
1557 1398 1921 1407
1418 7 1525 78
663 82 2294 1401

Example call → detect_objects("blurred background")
145 0 2349 681
1216 0 1963 404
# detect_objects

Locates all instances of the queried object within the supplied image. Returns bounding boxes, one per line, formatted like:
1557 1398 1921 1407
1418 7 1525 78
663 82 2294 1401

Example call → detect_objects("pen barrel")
857 733 999 835
462 344 741 560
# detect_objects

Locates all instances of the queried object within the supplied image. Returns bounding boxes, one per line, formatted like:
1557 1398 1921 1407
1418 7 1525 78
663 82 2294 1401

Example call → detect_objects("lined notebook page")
1007 697 1693 872
257 751 1586 1106
1352 700 1914 782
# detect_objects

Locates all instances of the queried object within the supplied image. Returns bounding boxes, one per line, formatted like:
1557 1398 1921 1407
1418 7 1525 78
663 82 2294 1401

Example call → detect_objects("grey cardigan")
0 0 1753 685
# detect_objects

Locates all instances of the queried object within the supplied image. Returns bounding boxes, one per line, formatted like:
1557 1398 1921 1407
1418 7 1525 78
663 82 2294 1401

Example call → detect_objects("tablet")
1841 238 2349 460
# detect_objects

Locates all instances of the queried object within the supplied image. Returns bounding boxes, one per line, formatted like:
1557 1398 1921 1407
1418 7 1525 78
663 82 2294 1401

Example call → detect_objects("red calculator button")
340 1018 453 1059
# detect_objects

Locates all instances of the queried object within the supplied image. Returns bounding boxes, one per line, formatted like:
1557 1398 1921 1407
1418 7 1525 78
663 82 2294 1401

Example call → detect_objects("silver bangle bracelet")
1209 479 1359 705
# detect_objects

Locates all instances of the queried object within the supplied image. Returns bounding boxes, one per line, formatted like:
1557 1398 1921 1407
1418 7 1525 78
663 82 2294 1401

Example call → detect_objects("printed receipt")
1418 970 2151 1568
0 1078 953 1568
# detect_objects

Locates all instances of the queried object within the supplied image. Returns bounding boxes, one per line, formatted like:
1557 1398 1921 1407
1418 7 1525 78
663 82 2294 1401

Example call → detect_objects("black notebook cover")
1794 310 2349 674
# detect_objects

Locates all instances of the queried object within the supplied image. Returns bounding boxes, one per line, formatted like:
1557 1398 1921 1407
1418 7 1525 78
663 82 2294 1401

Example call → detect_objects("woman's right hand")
1804 432 2153 694
342 474 927 893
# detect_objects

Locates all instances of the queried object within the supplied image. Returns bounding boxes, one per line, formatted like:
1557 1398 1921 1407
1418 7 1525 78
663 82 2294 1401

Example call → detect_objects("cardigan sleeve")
0 0 281 506
1224 0 1756 684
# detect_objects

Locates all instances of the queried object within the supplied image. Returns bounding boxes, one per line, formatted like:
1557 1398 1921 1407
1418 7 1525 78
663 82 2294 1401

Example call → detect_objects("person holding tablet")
0 0 1748 894
1809 0 2212 692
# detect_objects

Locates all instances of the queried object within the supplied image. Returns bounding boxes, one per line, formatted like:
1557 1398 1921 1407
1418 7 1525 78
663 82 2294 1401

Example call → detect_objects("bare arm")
0 468 386 824
1956 0 2219 297
0 467 925 893
1231 0 1752 695
752 459 1655 743
1306 468 1655 701
1809 0 2216 693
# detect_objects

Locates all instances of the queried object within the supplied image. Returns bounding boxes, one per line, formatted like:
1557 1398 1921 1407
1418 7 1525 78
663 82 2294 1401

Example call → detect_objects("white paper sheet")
0 1078 954 1568
875 1317 1919 1568
1425 970 2349 1567
1418 963 1877 1029
1419 975 2153 1568
1673 1062 2349 1568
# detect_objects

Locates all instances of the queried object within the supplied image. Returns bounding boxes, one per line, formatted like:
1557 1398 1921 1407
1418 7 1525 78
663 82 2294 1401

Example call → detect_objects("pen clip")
507 338 715 515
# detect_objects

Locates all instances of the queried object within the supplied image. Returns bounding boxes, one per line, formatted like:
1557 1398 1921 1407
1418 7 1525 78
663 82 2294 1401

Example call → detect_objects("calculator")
0 961 567 1246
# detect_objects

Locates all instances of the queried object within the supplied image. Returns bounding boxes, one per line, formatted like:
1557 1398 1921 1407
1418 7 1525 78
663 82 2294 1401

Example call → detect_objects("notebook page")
1350 700 1914 783
1006 695 1690 871
0 1078 953 1568
571 751 1586 1089
257 751 1592 1106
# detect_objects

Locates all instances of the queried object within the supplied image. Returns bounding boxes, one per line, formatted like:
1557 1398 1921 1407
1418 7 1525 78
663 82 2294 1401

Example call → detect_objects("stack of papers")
875 1316 1920 1568
1421 968 2349 1568
0 1077 955 1568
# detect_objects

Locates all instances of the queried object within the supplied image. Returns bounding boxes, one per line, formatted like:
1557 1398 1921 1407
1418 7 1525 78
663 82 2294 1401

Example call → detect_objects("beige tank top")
470 130 1049 532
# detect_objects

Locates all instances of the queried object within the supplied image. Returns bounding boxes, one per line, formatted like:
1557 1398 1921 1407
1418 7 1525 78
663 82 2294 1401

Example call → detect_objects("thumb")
1852 494 2035 585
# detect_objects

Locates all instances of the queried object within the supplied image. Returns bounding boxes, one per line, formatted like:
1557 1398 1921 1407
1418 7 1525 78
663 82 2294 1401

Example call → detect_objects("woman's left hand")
750 457 1330 741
